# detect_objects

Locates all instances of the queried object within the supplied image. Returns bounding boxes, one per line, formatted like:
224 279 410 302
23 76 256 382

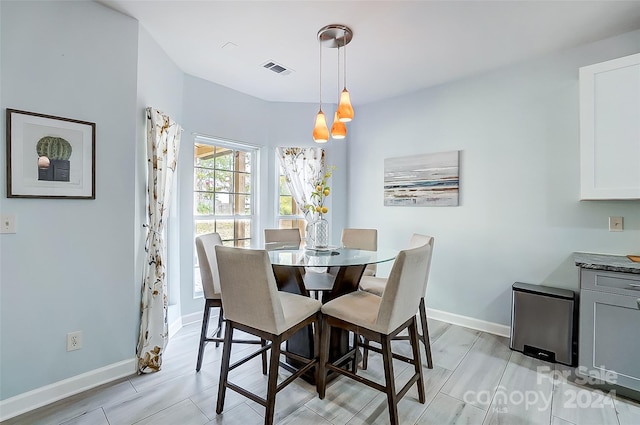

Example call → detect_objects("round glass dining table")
266 246 397 383
267 246 397 302
267 246 397 269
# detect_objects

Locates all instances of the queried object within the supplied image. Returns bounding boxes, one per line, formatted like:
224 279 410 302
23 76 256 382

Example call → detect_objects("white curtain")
276 147 325 224
137 107 182 374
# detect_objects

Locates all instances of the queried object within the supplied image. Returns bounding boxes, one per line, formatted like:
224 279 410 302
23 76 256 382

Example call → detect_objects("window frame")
193 136 258 298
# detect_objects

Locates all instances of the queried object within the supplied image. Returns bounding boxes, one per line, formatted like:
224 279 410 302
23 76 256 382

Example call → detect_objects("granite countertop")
574 252 640 274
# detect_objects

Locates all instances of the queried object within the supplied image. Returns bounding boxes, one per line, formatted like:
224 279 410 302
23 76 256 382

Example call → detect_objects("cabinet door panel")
580 53 640 199
579 289 640 391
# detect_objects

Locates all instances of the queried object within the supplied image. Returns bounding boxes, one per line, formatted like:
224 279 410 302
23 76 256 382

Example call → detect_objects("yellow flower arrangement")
306 165 336 218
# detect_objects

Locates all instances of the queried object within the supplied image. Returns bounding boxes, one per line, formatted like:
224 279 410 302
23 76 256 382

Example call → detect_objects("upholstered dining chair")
341 228 378 277
264 228 334 299
264 228 302 251
194 233 265 372
318 241 432 425
214 246 322 425
359 234 435 369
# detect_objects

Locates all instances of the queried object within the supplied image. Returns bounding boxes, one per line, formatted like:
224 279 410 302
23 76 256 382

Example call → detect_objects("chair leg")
381 334 399 425
409 319 426 403
317 316 331 399
261 339 268 375
361 337 369 370
215 305 224 348
265 335 282 425
196 302 212 372
313 312 321 386
351 332 359 373
419 298 433 369
216 321 234 414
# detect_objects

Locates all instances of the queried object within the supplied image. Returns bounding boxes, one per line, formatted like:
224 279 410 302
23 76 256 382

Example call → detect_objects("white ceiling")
99 0 640 106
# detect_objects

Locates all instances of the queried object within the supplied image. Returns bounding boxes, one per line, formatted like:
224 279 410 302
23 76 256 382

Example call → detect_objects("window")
277 163 307 238
193 137 256 296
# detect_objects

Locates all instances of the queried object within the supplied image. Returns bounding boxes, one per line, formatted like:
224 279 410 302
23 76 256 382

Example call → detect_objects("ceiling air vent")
262 60 293 76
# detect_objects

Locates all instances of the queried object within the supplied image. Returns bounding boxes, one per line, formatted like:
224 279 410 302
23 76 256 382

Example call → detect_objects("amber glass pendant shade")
313 109 329 143
337 88 354 122
330 112 347 139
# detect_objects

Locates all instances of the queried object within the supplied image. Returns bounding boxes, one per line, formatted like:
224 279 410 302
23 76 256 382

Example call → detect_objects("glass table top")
267 247 397 268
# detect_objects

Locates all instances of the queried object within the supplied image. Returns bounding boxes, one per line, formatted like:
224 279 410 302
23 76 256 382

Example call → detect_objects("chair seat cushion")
358 276 386 296
321 291 392 334
278 292 322 334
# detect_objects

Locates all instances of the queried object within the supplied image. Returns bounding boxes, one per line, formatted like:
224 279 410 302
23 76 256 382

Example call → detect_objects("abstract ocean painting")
384 150 460 206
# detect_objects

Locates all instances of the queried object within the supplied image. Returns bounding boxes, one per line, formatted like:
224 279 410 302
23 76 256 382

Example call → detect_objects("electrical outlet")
67 331 82 351
0 214 16 234
609 216 623 232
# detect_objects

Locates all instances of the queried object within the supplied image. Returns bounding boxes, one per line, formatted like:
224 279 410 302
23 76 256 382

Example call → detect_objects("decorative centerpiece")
305 166 335 249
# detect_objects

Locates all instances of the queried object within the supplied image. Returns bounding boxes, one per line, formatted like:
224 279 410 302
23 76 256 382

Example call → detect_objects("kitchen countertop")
574 252 640 274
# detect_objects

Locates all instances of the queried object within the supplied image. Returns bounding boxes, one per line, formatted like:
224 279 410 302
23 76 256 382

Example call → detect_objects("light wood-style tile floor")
3 317 640 425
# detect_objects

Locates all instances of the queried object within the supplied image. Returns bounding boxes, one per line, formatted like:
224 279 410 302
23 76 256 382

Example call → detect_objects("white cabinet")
579 53 640 200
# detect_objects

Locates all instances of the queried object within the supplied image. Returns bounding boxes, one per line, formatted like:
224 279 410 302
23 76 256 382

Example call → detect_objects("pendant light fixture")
313 24 354 143
330 45 347 139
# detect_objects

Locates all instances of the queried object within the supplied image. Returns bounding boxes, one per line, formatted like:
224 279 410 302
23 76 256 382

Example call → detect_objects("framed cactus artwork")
6 109 95 199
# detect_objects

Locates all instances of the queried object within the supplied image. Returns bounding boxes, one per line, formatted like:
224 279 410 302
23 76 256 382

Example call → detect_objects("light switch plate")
0 214 16 234
609 216 623 232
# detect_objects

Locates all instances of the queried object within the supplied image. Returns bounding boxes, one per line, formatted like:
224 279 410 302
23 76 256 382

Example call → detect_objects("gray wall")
347 29 640 326
0 1 139 399
0 0 188 404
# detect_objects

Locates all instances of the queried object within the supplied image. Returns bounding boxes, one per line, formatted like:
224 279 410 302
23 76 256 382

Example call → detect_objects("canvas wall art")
384 150 460 206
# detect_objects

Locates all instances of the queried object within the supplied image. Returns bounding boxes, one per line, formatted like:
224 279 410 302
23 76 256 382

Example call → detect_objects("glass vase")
308 217 329 249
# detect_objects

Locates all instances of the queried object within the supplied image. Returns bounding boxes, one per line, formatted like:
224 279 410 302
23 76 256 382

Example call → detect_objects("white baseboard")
0 358 136 422
168 311 202 338
181 311 203 326
426 308 511 338
168 316 183 338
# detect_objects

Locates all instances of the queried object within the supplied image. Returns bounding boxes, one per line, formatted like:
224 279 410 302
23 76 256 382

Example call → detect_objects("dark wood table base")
272 264 366 384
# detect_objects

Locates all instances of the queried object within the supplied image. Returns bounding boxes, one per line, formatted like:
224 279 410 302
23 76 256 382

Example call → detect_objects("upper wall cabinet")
579 53 640 200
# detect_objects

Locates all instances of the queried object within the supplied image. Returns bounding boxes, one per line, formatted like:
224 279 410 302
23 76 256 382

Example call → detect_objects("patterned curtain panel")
137 107 182 374
276 147 325 223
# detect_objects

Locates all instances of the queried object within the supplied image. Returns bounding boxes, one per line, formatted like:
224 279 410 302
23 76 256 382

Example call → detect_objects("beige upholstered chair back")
341 228 378 276
409 233 434 295
341 228 377 250
264 228 302 251
214 246 286 334
375 240 433 333
195 233 224 299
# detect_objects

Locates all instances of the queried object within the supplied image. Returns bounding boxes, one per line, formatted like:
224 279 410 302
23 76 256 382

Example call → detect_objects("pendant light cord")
337 46 341 100
318 40 323 108
343 32 347 90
